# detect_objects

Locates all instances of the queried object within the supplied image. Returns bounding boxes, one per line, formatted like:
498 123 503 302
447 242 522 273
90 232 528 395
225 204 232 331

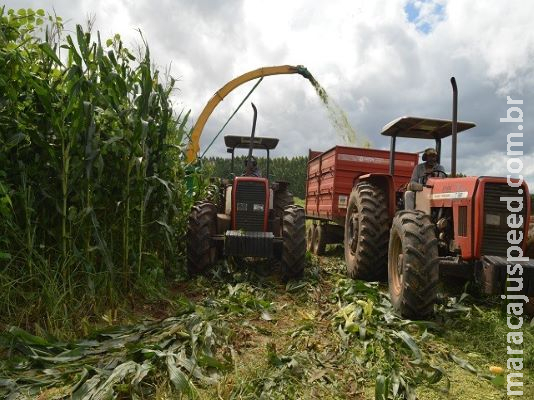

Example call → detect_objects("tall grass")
0 7 202 336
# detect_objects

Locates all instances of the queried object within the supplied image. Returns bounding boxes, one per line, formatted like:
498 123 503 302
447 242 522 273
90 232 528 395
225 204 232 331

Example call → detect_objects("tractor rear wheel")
313 223 327 256
186 201 218 275
388 210 439 319
281 205 306 280
344 182 389 281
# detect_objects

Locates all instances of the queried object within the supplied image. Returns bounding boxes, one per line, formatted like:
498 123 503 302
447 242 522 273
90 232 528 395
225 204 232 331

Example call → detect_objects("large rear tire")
282 205 306 280
388 210 439 319
186 202 217 275
344 182 389 281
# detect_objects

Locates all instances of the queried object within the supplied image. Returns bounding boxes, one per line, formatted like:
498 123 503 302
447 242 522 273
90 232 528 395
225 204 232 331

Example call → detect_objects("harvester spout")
295 65 312 80
186 65 313 163
296 64 319 87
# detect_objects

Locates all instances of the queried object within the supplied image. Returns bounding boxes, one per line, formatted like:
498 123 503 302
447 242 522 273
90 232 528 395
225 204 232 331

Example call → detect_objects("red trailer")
305 146 418 254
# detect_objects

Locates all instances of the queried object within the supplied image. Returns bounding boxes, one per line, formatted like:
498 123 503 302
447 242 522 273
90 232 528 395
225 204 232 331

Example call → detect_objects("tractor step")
224 230 278 258
478 255 534 296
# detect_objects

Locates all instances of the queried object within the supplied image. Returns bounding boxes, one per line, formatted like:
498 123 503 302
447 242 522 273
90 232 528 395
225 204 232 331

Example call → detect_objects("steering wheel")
430 170 448 179
422 170 447 185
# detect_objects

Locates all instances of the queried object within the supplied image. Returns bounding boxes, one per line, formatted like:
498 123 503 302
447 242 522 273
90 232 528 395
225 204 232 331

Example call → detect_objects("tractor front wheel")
274 187 294 218
281 205 306 280
388 210 439 319
186 201 218 275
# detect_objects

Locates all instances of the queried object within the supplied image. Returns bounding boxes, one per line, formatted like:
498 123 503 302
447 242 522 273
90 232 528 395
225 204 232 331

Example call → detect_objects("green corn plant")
0 8 200 334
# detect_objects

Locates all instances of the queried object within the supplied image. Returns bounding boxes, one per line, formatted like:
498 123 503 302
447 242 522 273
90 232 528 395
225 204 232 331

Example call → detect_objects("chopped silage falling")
306 73 371 147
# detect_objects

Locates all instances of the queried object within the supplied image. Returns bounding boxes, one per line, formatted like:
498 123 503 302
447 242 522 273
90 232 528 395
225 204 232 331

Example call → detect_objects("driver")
243 157 261 177
411 148 445 184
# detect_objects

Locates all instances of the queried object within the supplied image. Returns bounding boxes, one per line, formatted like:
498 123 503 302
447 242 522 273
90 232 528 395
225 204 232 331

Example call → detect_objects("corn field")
0 7 202 335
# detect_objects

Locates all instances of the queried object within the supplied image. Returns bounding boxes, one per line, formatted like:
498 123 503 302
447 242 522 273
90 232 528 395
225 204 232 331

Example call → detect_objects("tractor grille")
482 183 527 256
234 180 267 231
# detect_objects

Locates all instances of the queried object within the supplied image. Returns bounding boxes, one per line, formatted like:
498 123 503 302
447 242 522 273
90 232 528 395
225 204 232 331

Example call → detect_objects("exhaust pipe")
248 103 257 159
450 77 458 177
245 103 258 170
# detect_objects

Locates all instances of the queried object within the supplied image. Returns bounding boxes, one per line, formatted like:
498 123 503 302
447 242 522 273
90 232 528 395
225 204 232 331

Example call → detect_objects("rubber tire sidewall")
314 224 327 256
282 205 306 280
388 210 439 319
186 202 217 275
344 182 389 281
307 224 316 253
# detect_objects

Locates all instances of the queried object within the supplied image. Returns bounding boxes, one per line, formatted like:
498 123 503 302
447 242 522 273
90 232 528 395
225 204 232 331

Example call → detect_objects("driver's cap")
422 148 438 161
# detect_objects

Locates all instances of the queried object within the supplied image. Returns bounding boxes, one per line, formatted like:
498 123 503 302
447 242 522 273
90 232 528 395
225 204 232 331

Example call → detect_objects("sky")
3 0 534 186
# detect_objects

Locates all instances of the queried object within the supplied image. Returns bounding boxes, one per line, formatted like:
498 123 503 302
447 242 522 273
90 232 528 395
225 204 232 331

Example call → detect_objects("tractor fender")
355 173 396 219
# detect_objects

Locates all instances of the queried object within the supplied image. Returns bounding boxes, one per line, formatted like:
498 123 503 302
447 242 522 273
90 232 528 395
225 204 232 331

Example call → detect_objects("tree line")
205 155 309 198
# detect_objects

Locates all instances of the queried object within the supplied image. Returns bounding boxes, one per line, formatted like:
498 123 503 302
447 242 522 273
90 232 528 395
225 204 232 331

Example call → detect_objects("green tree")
206 155 308 198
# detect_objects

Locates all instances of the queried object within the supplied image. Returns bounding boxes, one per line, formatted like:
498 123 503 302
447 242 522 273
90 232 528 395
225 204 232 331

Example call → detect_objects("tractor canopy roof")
224 135 279 150
381 116 476 139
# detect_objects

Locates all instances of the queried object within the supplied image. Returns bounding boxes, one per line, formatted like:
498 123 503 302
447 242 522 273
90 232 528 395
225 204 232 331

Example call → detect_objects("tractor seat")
404 182 424 210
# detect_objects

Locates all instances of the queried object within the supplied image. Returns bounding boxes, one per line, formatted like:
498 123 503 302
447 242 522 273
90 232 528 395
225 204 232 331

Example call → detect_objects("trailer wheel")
344 182 389 281
307 224 316 253
313 224 327 256
187 201 218 275
388 210 439 319
282 205 306 280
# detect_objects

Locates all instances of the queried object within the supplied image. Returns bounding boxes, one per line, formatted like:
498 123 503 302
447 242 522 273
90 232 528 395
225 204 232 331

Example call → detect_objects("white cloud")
3 0 534 186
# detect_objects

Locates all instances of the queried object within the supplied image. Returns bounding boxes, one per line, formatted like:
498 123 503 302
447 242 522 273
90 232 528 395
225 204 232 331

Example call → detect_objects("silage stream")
305 72 370 147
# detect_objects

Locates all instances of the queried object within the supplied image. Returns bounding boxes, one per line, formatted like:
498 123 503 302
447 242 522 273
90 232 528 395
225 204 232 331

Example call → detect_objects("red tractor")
344 78 533 318
186 104 306 280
